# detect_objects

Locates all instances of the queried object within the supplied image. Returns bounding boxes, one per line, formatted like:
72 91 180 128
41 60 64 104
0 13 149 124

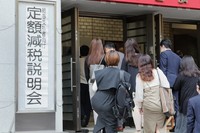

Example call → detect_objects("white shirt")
79 57 88 84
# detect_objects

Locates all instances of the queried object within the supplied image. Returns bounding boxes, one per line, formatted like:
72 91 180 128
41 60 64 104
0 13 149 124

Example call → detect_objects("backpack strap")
120 70 125 82
114 70 124 109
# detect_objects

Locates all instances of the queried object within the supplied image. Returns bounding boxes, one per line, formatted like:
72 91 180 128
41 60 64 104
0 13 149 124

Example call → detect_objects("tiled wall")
79 17 123 45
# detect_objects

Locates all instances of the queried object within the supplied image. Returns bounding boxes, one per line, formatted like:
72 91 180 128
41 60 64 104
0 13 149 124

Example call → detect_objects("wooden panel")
62 32 71 41
62 64 70 71
127 28 146 37
124 15 148 54
127 36 146 44
62 16 71 25
62 72 71 79
62 24 72 33
127 21 145 29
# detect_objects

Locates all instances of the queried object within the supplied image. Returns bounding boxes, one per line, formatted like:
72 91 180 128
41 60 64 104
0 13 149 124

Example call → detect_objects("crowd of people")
79 37 200 133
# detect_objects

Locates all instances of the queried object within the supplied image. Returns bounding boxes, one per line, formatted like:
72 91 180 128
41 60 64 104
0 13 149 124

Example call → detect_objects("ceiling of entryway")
61 0 200 22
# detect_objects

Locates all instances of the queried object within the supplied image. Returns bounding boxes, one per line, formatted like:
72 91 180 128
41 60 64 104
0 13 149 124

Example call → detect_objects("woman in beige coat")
135 54 170 133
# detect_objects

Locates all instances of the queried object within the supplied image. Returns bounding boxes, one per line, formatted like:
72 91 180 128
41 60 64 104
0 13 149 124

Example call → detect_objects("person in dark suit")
187 77 200 133
159 39 181 132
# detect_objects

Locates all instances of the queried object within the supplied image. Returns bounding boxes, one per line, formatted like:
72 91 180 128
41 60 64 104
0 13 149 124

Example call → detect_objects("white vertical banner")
18 1 55 112
25 6 49 108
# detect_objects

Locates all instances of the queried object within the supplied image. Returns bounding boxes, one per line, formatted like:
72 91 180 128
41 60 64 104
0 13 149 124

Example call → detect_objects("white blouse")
134 67 170 108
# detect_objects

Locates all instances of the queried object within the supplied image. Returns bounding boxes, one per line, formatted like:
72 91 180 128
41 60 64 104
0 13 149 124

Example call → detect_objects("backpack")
112 70 134 129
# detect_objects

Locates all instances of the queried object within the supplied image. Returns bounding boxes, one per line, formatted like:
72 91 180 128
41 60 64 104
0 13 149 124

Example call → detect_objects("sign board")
103 0 200 10
18 1 55 112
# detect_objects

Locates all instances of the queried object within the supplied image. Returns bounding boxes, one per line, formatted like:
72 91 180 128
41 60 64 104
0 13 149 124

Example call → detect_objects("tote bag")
156 69 175 116
89 55 105 82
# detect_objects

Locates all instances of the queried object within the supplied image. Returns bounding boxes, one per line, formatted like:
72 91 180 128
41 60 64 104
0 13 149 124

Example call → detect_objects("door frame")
61 7 81 131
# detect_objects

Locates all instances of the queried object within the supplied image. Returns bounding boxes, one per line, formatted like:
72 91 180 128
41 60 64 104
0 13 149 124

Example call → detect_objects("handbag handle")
156 68 161 87
98 55 105 65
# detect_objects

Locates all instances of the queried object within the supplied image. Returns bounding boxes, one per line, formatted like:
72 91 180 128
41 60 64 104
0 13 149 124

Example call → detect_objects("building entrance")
173 27 199 66
61 2 200 132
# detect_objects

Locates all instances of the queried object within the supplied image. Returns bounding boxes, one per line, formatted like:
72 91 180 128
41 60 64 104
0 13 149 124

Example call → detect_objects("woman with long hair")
84 38 106 124
86 38 105 68
121 38 142 132
135 54 170 133
174 55 200 133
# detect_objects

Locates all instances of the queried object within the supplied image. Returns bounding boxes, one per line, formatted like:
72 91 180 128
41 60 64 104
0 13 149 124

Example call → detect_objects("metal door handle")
70 57 76 92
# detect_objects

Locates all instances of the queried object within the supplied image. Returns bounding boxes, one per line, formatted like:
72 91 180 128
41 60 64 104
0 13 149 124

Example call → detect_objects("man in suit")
104 42 124 68
187 77 200 133
159 39 181 132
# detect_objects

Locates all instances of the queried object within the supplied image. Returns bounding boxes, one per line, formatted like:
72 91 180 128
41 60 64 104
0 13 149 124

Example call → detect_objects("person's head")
180 55 200 77
196 77 200 94
160 39 172 52
80 45 89 57
89 38 104 55
124 38 141 67
104 42 116 53
87 38 104 65
138 54 154 81
124 38 140 54
176 50 184 58
105 50 119 66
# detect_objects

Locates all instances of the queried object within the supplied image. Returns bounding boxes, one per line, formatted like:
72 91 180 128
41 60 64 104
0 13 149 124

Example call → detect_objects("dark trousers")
173 90 179 113
81 83 92 126
172 90 179 131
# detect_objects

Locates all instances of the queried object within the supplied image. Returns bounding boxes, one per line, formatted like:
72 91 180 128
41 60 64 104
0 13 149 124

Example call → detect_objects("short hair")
160 39 172 49
104 42 116 49
105 50 119 66
80 45 89 56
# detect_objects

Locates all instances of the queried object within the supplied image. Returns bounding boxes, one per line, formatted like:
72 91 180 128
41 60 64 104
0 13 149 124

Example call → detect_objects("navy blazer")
159 50 181 88
187 95 200 133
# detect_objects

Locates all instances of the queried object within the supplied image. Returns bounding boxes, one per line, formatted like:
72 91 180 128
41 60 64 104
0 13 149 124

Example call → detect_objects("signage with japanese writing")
25 6 48 108
18 1 55 112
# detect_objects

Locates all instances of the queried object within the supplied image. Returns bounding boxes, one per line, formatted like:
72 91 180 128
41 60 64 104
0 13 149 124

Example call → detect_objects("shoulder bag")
156 69 175 117
89 55 105 83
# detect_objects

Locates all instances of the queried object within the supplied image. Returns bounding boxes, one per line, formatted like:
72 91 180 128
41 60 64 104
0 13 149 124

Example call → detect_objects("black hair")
160 39 172 49
80 45 89 56
104 42 116 49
